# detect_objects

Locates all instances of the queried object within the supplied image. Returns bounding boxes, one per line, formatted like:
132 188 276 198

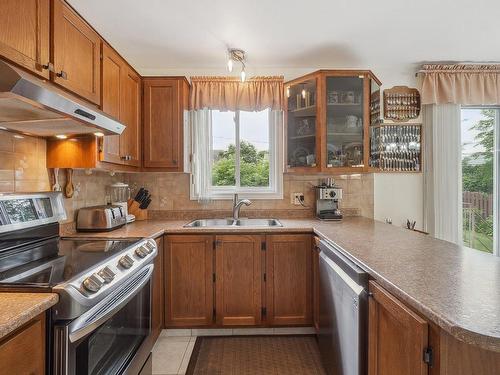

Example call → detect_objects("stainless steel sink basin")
183 218 282 228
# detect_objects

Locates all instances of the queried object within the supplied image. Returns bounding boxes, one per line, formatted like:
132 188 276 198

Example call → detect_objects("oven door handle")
68 264 154 343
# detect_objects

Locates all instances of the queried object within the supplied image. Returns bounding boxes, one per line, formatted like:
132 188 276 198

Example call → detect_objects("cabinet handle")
42 62 54 71
56 70 68 79
121 155 132 161
173 160 177 165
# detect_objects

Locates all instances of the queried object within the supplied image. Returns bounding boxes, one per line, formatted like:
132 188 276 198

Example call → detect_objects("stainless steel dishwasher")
318 239 369 375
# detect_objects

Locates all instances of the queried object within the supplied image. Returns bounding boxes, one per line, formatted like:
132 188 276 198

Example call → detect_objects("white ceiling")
68 0 500 78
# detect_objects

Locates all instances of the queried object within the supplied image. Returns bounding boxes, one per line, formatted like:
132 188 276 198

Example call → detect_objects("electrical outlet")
291 193 303 205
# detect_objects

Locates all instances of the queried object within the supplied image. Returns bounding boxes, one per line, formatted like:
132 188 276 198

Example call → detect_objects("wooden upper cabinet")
101 44 141 167
368 281 429 375
119 66 141 166
265 234 312 326
285 70 381 174
143 78 189 171
165 235 214 327
52 0 101 104
0 0 50 78
101 43 123 164
215 235 263 326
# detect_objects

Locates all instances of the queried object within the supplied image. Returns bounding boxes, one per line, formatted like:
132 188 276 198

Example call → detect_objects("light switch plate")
291 193 303 205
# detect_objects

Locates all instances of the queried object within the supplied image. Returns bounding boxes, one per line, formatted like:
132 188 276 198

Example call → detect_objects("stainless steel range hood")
0 59 125 137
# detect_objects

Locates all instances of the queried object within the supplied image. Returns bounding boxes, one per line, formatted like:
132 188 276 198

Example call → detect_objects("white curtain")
423 104 463 243
190 109 213 202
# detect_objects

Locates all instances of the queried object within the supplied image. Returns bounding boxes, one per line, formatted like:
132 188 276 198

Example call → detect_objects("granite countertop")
65 217 500 353
0 293 58 340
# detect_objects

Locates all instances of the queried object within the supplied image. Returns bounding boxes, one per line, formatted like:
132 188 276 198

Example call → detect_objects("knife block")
127 199 148 221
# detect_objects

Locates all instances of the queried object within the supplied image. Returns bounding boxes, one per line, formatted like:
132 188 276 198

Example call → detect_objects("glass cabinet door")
325 76 364 168
286 78 317 169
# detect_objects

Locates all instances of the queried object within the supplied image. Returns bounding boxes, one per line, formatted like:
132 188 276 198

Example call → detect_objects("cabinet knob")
42 62 54 71
56 70 68 79
121 155 132 161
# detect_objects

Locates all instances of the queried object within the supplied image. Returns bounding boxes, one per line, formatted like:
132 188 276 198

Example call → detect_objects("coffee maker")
314 179 343 221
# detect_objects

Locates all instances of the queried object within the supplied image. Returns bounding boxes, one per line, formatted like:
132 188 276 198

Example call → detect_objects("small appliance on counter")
108 182 135 223
76 204 126 232
315 178 343 221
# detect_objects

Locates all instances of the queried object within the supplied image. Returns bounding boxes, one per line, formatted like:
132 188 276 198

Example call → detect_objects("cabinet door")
368 281 429 375
52 0 101 104
215 235 262 326
165 235 214 327
266 234 312 326
143 78 183 170
101 43 123 164
0 313 45 375
151 236 164 341
285 75 321 172
323 74 367 172
119 66 141 167
0 0 50 78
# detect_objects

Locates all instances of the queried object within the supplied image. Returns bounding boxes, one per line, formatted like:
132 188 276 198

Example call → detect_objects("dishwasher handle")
319 239 368 286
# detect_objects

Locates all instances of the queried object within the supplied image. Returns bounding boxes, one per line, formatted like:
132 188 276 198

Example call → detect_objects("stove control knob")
82 274 105 293
97 266 115 283
135 246 148 258
144 242 155 253
119 255 134 269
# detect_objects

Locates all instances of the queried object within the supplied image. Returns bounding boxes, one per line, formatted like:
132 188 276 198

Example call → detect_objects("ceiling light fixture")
227 48 246 82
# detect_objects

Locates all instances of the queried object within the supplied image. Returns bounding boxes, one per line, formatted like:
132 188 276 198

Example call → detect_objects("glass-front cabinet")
286 76 319 171
285 70 382 173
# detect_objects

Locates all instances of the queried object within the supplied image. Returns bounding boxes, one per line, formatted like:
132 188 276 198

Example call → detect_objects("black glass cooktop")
0 238 140 287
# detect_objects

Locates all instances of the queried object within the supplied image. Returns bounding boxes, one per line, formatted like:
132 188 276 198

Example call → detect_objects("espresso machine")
315 179 343 220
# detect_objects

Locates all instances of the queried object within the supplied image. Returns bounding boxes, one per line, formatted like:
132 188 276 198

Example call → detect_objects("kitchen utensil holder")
127 199 148 221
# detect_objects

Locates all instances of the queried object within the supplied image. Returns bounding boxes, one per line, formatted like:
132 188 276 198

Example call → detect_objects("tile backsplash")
124 173 374 220
0 130 374 223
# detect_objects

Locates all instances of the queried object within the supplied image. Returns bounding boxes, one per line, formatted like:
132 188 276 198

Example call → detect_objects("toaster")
76 205 127 232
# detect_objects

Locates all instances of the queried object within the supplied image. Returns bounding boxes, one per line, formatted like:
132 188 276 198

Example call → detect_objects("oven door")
53 264 153 375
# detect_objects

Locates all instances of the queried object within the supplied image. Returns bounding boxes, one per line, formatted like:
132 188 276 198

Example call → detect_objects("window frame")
461 105 500 257
192 109 283 200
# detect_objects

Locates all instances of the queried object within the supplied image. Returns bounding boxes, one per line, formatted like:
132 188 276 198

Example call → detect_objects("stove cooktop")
0 238 141 287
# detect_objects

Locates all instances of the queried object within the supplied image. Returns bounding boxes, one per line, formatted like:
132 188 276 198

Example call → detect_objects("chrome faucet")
232 194 251 220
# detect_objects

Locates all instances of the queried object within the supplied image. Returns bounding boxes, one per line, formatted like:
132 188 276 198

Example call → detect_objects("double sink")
184 218 283 228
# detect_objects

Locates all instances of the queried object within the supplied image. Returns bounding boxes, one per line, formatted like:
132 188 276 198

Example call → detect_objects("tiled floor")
151 327 316 375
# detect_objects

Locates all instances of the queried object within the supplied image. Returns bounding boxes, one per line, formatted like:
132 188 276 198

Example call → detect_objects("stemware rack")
369 123 422 172
383 86 421 122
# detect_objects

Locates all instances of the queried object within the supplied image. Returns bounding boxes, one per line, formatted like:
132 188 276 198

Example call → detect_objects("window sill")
190 190 283 201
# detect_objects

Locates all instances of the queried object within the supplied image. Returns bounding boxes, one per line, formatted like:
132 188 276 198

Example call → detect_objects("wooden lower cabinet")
151 236 164 342
265 234 312 325
215 235 263 326
165 235 214 327
0 313 46 375
368 280 429 375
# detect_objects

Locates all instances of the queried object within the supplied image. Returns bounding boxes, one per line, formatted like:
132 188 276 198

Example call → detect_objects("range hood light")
94 132 104 137
13 134 24 139
56 134 67 139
